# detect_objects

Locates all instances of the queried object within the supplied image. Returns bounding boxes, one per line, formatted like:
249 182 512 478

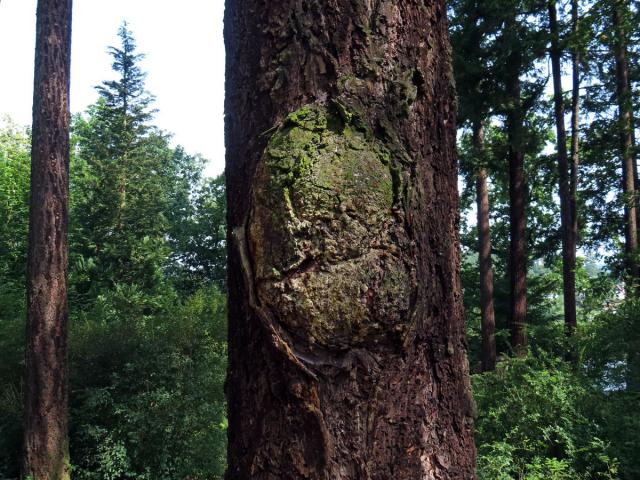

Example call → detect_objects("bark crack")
233 221 318 381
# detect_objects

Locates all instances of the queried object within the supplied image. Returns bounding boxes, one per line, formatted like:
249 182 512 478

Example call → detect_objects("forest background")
1 0 640 479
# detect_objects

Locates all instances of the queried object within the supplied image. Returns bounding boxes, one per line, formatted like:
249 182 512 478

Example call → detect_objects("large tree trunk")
549 0 578 336
23 1 72 479
505 33 528 356
224 1 476 478
612 0 640 392
474 124 496 372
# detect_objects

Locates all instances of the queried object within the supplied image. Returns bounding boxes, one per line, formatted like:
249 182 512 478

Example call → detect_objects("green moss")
389 162 401 205
330 98 354 125
249 103 412 349
263 104 394 207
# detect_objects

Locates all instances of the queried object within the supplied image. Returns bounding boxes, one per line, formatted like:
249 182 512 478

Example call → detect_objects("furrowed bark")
474 124 496 372
23 0 72 479
225 1 476 478
549 0 577 336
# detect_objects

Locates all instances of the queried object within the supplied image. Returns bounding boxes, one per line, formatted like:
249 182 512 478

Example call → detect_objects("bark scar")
233 222 319 381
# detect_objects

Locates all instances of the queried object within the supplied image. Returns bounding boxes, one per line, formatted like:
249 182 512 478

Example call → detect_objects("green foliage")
70 286 227 480
70 23 227 304
0 117 30 289
166 162 227 293
0 26 228 479
467 287 640 480
474 355 619 480
0 118 29 478
71 23 173 300
580 298 640 479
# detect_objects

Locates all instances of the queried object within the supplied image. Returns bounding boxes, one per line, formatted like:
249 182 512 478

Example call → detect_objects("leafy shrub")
69 286 228 479
474 355 619 479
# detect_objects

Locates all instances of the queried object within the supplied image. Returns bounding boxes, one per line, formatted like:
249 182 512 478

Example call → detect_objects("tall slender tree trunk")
23 1 72 479
569 0 580 307
505 31 528 356
474 123 497 372
549 0 578 336
225 1 476 478
612 0 640 392
612 1 639 289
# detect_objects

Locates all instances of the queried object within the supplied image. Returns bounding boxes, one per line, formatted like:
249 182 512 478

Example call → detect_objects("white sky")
0 0 225 176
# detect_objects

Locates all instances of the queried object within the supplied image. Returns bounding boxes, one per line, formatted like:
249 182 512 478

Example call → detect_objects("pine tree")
94 23 155 157
450 0 498 372
492 0 548 356
73 24 172 296
611 0 639 291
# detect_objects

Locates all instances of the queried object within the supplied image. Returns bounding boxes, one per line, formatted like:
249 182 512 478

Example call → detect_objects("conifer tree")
73 24 172 295
450 0 498 371
548 0 578 336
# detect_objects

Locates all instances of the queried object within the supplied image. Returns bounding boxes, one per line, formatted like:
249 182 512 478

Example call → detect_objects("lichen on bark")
248 103 415 350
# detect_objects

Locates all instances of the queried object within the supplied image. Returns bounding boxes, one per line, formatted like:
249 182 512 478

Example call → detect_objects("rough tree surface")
225 1 476 478
24 0 72 479
474 125 496 372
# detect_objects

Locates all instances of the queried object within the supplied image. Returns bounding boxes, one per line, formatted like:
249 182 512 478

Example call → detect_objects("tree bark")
569 0 580 309
505 26 528 356
474 124 496 372
225 1 476 478
549 0 578 336
23 1 72 479
612 1 639 290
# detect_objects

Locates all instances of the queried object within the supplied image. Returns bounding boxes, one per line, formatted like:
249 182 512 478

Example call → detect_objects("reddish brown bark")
225 1 476 478
474 124 496 372
549 0 577 336
23 1 72 479
505 35 528 357
612 1 639 289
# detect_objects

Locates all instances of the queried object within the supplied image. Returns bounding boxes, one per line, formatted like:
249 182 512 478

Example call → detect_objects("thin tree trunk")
569 0 580 311
23 1 72 479
549 0 578 336
474 123 497 372
612 1 639 289
505 30 528 357
225 1 476 478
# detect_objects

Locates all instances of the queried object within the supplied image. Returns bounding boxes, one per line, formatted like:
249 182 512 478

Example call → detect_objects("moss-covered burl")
249 104 414 350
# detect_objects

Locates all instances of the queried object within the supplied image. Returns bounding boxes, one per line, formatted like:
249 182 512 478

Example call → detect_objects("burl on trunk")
225 1 476 478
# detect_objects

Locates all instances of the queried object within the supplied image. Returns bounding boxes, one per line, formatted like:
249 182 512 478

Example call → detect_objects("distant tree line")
450 0 640 477
0 24 227 479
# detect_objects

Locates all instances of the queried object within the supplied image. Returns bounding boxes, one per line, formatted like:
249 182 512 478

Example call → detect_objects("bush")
473 355 619 479
69 286 228 479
